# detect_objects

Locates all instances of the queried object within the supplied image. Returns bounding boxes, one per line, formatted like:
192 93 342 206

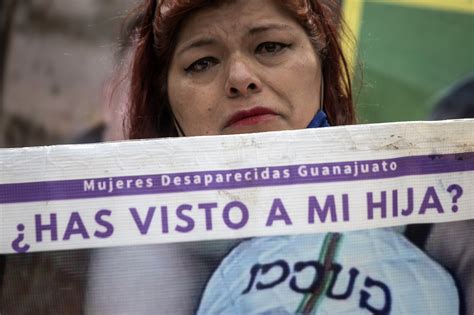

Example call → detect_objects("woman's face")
167 0 322 136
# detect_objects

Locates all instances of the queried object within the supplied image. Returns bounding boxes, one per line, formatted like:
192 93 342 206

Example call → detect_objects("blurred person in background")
406 72 474 315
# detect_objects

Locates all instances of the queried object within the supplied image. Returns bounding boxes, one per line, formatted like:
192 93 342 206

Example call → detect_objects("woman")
121 0 458 313
128 0 354 138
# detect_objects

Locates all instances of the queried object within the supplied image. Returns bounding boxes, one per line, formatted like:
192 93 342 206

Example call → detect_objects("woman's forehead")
175 0 299 43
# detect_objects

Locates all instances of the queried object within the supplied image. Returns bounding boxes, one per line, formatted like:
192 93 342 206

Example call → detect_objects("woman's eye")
255 42 290 55
185 57 218 73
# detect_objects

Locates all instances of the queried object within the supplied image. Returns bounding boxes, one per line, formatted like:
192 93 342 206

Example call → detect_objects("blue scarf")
307 110 330 128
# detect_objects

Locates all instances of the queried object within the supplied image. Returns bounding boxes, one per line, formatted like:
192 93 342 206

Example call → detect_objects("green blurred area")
354 3 474 123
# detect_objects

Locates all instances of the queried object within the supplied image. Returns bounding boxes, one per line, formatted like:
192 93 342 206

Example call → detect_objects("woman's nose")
224 56 262 98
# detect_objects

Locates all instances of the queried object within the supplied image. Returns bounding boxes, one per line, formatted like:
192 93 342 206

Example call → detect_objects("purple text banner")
1 120 473 254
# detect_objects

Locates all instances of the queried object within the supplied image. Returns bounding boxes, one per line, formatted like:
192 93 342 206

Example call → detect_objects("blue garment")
306 110 330 128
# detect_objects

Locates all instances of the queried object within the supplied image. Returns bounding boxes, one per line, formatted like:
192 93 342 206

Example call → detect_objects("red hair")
127 0 356 139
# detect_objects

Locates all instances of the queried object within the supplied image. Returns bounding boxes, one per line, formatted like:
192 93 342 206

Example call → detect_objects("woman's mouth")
226 107 278 128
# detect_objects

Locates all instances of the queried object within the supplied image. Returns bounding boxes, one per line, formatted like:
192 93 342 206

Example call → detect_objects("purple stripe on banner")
1 152 473 204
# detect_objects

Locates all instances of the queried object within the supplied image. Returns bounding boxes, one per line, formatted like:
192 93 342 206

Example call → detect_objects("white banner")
1 119 473 254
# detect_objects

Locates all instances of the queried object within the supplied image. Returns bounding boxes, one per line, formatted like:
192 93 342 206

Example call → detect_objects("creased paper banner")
1 120 473 254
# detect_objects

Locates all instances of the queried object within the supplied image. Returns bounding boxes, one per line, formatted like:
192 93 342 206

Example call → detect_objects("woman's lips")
226 107 278 128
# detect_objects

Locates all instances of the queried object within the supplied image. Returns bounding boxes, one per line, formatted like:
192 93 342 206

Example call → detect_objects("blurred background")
0 0 473 314
0 0 134 148
348 0 474 123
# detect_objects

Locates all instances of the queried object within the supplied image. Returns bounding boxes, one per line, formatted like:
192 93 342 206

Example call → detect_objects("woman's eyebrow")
176 37 217 56
247 23 293 36
176 23 293 56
